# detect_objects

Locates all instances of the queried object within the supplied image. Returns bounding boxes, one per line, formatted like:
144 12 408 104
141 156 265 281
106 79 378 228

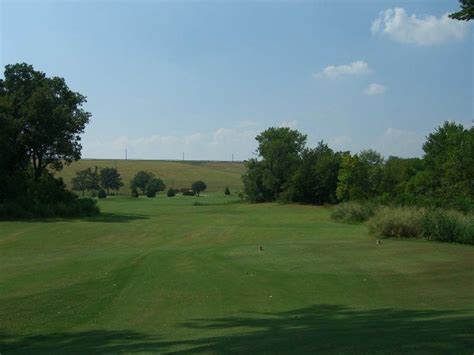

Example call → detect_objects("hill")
57 159 246 193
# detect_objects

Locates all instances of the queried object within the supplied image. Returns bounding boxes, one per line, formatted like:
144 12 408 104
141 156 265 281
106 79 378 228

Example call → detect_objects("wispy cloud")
279 120 298 129
371 8 468 46
313 61 370 79
364 83 386 96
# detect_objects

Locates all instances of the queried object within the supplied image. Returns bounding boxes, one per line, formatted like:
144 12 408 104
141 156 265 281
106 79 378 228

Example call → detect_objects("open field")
1 195 473 354
58 159 246 193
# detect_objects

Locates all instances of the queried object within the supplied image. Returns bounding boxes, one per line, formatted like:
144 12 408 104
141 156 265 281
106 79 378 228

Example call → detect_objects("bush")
367 206 424 239
423 209 474 244
131 188 139 198
98 189 107 199
331 202 376 223
146 190 156 198
225 187 231 195
167 188 176 197
182 190 195 196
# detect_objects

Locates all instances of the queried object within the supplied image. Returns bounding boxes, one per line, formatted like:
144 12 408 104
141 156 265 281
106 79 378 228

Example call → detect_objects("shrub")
131 188 139 198
331 202 376 223
167 188 176 197
225 187 231 195
98 189 107 199
145 178 166 197
367 206 424 239
423 209 474 244
182 190 195 196
146 190 156 198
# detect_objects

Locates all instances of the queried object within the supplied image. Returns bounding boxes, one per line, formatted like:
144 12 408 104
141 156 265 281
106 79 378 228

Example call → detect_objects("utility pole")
182 152 184 161
232 153 234 162
125 149 127 161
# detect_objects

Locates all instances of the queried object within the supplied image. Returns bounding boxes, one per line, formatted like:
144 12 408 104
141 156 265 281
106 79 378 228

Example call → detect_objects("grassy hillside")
1 195 473 353
57 159 246 193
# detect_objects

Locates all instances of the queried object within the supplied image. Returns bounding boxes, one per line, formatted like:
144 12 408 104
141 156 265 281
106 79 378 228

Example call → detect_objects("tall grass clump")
423 209 474 245
331 202 376 223
367 206 424 239
367 206 474 245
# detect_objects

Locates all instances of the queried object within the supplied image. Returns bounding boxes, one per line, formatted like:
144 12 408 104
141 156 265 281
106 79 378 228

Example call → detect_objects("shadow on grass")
3 213 149 224
1 304 473 354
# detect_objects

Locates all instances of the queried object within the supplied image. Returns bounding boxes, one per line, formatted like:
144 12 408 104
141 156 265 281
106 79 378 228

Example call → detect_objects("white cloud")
279 120 298 129
375 127 424 157
82 126 260 161
371 8 468 45
329 135 353 151
313 61 370 79
364 83 386 96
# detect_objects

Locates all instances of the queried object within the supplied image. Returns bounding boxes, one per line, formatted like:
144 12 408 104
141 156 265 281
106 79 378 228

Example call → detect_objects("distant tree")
71 167 100 196
131 171 155 195
167 188 176 197
71 169 90 197
145 178 166 198
450 0 473 21
131 188 139 198
0 63 91 180
100 167 123 194
336 154 369 201
225 186 231 195
191 180 207 197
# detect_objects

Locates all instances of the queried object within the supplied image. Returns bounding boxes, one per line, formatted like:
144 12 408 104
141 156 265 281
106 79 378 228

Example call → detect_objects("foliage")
449 0 474 21
100 167 123 194
284 142 341 204
331 202 376 223
131 188 139 198
191 180 207 197
367 206 424 239
145 178 166 198
71 167 100 196
0 63 90 180
131 171 155 195
225 186 231 195
98 189 107 199
167 188 176 197
243 127 306 202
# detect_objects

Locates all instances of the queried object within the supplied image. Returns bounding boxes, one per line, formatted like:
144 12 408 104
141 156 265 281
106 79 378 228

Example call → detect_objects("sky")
1 0 472 161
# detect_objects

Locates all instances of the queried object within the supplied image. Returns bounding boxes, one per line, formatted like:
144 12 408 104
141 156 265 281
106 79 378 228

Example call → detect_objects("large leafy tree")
450 0 474 21
0 63 91 180
285 142 342 204
243 127 306 201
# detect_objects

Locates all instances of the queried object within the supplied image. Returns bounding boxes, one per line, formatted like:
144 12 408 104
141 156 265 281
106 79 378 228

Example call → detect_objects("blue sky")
1 0 472 160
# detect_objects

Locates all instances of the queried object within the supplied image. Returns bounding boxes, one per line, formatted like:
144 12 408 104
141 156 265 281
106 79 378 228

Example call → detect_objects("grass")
1 194 473 354
58 159 246 193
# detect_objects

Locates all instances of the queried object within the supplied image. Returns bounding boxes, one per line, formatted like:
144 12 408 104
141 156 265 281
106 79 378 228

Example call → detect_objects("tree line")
242 122 474 212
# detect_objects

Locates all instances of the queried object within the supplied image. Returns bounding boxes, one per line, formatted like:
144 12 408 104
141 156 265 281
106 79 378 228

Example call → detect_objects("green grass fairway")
1 195 473 354
58 159 245 193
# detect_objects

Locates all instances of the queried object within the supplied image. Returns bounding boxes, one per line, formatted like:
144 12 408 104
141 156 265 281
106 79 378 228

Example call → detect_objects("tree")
131 171 155 195
71 167 100 196
243 127 307 202
450 0 473 21
191 180 207 197
100 167 123 194
225 187 231 195
145 178 166 198
285 142 341 204
0 63 91 180
167 188 176 197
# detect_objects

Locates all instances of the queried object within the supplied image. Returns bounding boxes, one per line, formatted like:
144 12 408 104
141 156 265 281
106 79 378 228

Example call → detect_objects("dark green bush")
167 188 176 197
331 202 376 223
131 188 139 198
423 209 474 244
98 189 107 199
146 190 156 198
225 187 231 195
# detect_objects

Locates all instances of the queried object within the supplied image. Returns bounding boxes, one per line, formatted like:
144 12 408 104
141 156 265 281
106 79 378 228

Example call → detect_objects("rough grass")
1 195 473 354
57 159 245 194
